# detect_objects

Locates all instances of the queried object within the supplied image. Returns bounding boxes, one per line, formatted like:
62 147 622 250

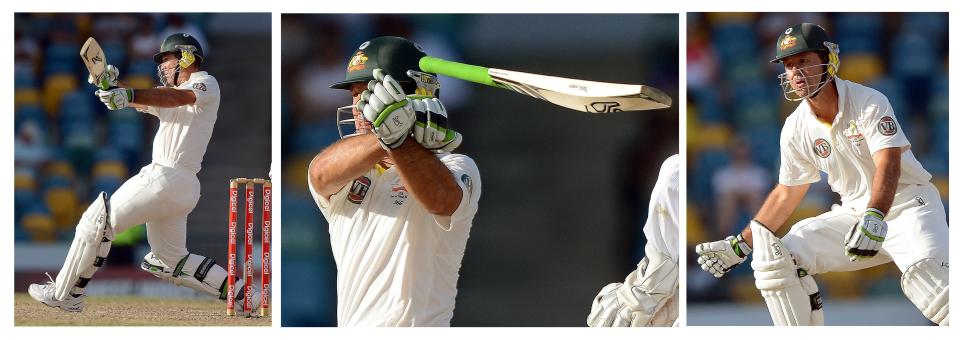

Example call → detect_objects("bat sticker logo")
587 102 622 113
568 84 588 93
92 55 103 64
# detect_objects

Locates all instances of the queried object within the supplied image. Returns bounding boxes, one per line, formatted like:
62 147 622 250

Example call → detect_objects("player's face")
781 52 825 97
350 82 373 134
158 53 179 86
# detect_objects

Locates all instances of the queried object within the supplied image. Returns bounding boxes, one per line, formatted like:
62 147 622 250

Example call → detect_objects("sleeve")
642 154 680 260
778 118 820 186
186 75 220 108
306 164 352 222
433 154 482 231
859 94 910 155
136 105 162 117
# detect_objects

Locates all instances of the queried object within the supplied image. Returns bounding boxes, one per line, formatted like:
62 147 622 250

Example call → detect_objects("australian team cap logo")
780 35 798 51
813 138 831 158
877 116 898 136
347 50 368 72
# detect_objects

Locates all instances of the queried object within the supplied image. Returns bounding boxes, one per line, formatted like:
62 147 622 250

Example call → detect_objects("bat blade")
80 37 108 90
419 56 671 113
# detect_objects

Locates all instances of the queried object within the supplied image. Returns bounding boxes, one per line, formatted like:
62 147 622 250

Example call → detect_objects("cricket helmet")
330 36 439 97
772 23 840 101
154 33 205 66
770 23 837 69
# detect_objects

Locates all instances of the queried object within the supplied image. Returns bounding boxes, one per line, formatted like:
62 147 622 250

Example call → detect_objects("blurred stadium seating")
686 12 947 325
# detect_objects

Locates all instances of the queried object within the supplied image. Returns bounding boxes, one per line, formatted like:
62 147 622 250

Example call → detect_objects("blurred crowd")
13 13 210 248
686 13 948 305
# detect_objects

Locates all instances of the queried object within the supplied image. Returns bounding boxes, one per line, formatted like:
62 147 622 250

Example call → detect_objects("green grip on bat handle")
419 56 496 87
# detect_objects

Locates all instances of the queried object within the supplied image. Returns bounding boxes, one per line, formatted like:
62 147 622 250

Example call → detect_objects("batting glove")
357 69 415 150
844 208 887 261
409 95 463 153
88 64 119 90
695 233 752 278
95 87 134 110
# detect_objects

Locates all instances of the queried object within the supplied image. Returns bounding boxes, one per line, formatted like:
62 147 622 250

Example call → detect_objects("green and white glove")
695 233 752 278
357 69 415 150
88 64 119 90
95 87 134 110
409 95 463 153
844 208 887 261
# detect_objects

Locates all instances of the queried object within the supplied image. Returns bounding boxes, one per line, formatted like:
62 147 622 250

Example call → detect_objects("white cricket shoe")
28 273 84 312
231 279 263 316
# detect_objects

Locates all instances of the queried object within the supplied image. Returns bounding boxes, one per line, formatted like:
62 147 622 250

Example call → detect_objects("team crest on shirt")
877 116 898 136
347 176 371 204
844 120 865 145
390 184 408 206
813 138 831 158
193 83 207 91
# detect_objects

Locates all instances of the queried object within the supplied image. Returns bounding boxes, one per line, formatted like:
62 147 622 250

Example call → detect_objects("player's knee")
76 191 112 242
901 257 949 325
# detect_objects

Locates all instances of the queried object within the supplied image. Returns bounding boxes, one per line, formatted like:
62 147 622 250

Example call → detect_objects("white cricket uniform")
309 153 482 327
644 154 680 261
109 71 220 267
643 154 680 325
777 77 947 275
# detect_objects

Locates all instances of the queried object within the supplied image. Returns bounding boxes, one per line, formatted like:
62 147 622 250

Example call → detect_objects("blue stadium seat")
128 58 158 77
91 174 124 200
891 33 935 79
293 118 340 155
102 42 129 71
902 13 947 43
690 89 725 124
15 64 37 89
691 149 730 205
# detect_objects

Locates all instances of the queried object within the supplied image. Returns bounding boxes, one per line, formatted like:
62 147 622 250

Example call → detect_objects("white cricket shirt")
643 154 679 261
143 71 220 173
778 77 931 209
310 153 482 326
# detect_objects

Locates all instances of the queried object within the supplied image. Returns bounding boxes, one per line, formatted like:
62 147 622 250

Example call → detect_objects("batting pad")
55 192 114 301
751 221 823 326
901 257 949 325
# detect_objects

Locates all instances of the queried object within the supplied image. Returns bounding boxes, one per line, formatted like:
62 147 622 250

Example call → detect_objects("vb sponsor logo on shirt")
348 176 371 204
877 116 898 136
813 138 831 158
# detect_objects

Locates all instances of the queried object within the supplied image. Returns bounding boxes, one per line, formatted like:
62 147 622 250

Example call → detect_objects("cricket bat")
419 56 671 113
80 37 110 90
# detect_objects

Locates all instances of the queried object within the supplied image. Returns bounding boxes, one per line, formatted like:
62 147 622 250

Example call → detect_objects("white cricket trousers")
109 162 201 268
782 183 948 275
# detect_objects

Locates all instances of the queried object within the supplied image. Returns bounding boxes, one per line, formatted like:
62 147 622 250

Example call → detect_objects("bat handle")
419 57 500 88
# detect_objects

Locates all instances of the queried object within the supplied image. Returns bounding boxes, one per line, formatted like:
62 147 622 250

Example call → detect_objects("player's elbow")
423 190 462 217
308 155 336 196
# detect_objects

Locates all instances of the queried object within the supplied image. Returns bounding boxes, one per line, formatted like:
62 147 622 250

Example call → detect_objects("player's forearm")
309 134 386 198
740 183 809 247
389 141 462 216
131 88 196 108
867 148 901 215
